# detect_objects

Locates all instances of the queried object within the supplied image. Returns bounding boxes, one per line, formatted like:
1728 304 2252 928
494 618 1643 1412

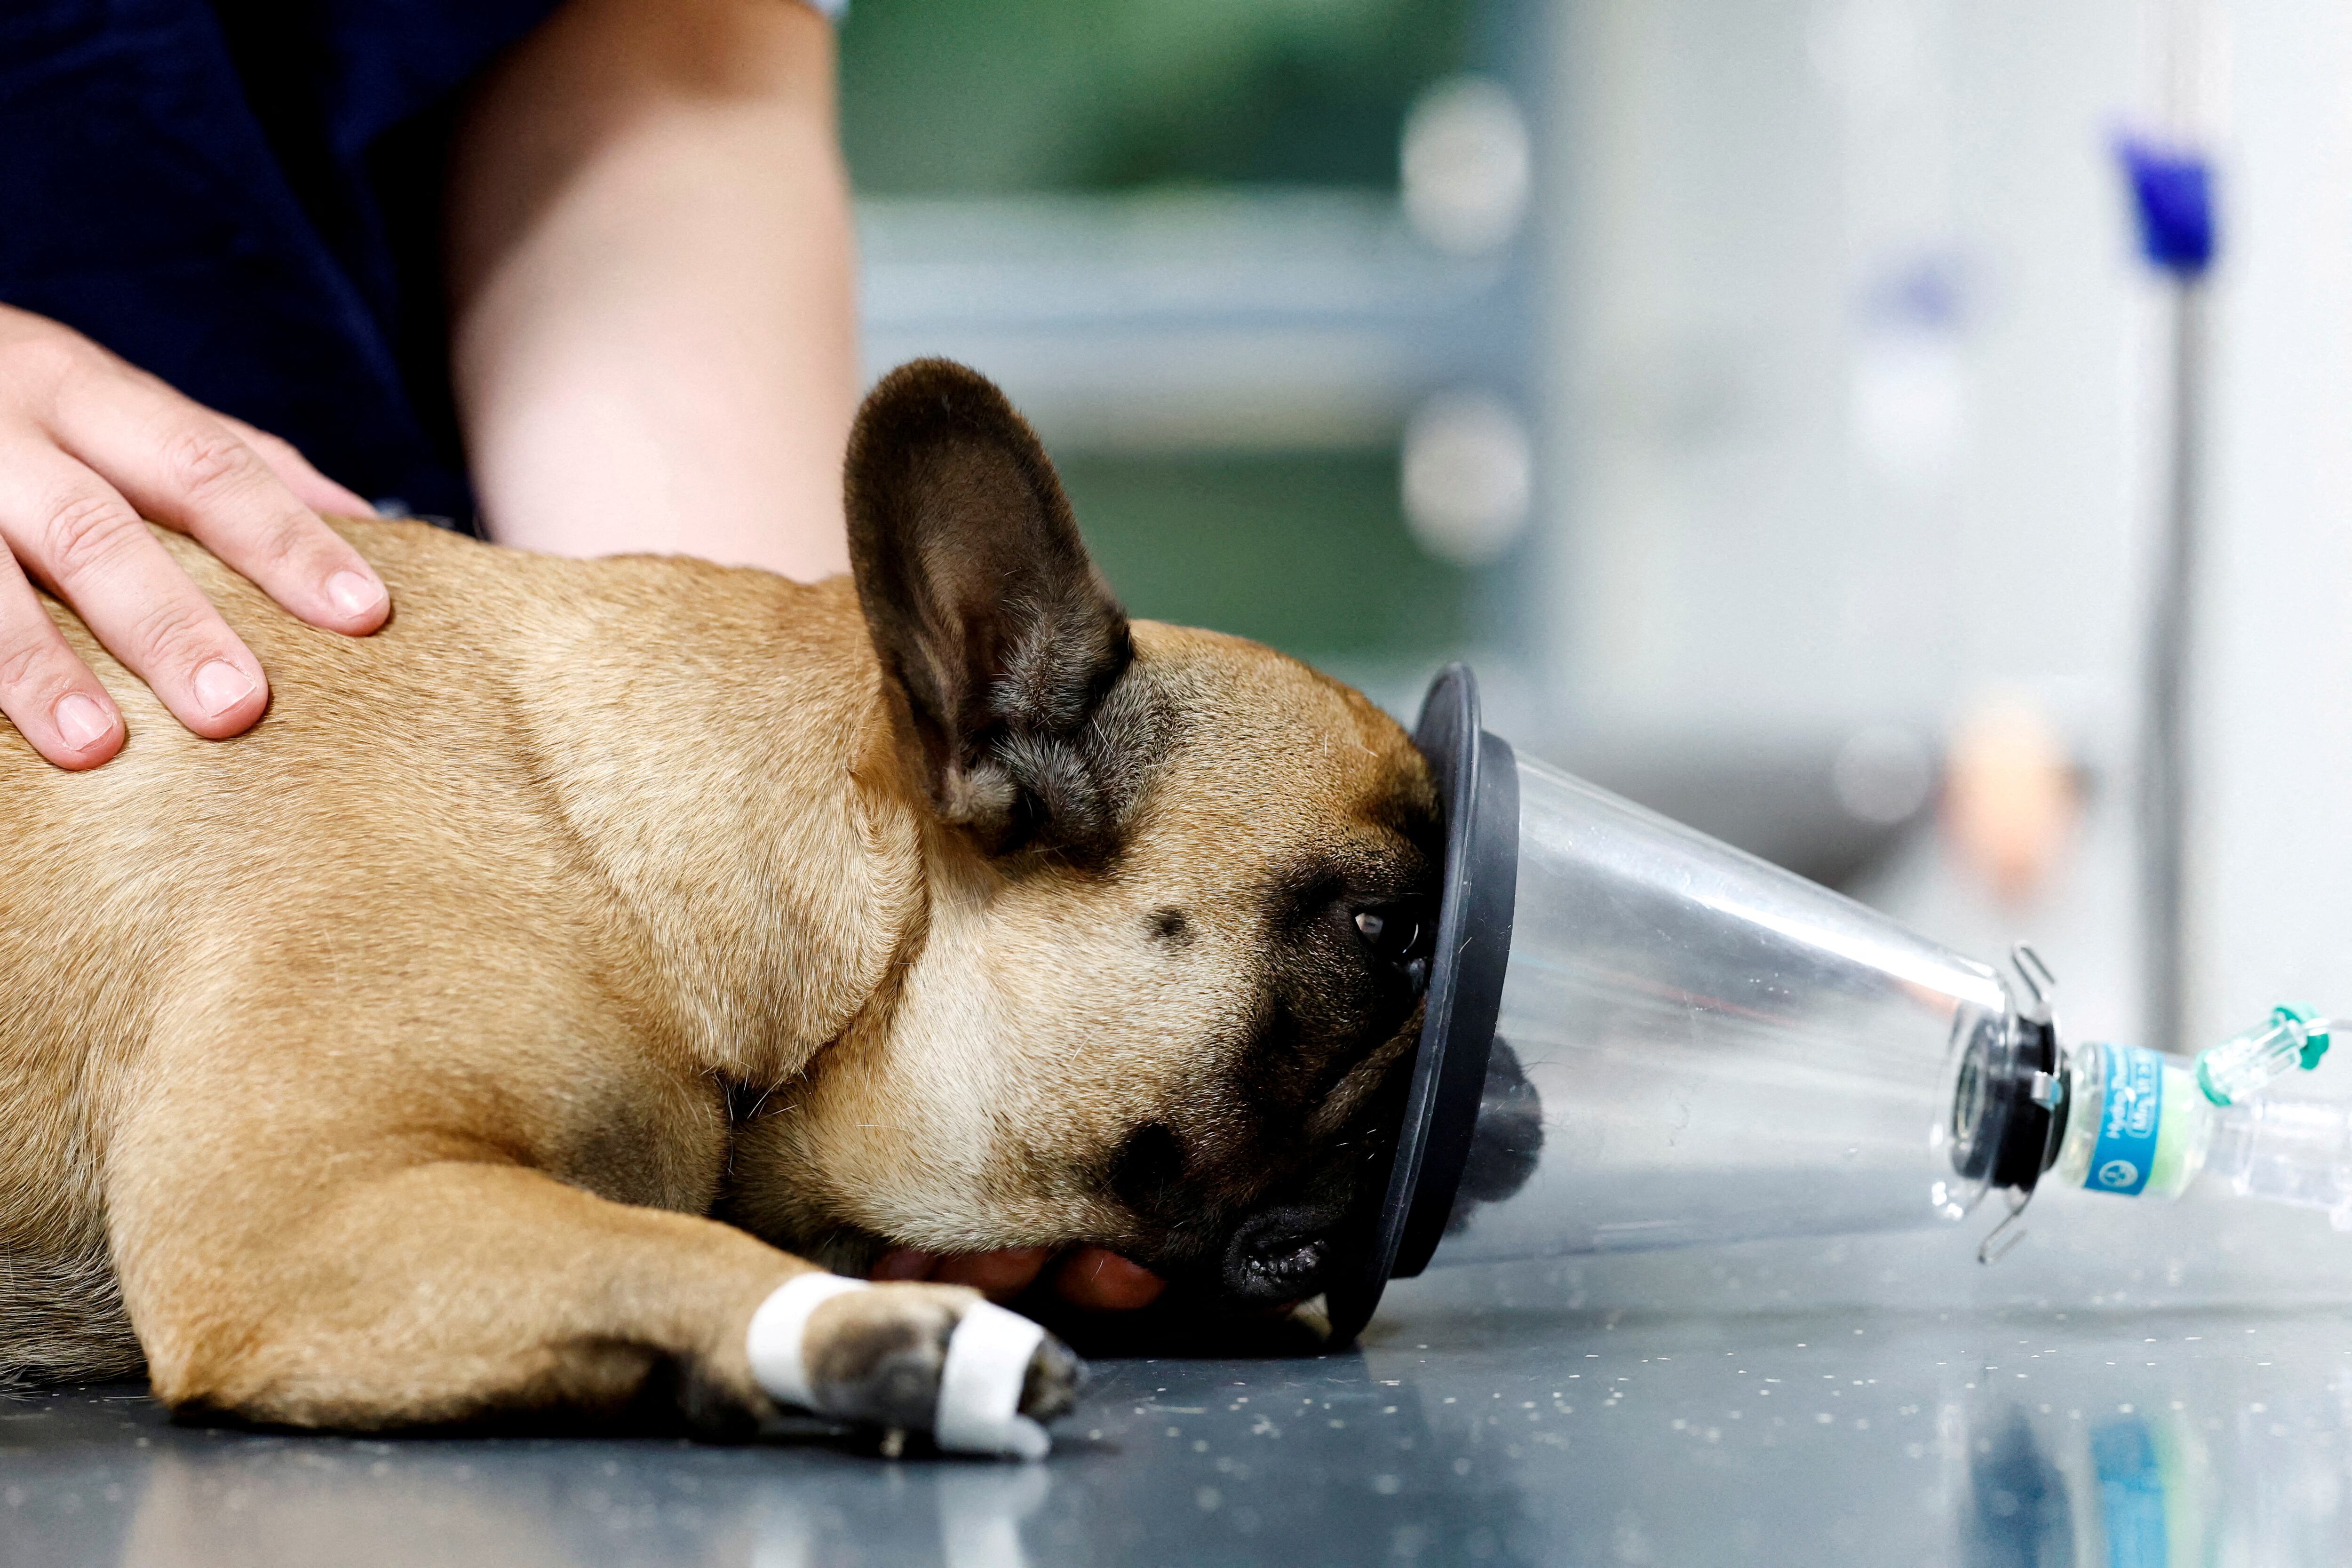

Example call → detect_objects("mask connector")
1956 946 2067 1264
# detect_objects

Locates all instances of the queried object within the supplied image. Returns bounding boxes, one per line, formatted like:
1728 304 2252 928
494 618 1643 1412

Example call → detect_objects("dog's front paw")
746 1275 1082 1457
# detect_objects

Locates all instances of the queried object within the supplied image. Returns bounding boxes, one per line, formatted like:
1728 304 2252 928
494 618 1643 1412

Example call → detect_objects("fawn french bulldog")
0 361 1441 1454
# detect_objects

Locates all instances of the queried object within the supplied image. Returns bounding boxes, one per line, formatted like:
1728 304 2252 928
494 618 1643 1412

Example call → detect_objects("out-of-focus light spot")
1851 334 1966 485
1832 724 1936 824
1401 77 1530 257
1401 390 1532 567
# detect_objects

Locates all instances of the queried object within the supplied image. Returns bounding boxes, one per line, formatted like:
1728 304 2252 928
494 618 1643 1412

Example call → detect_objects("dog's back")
0 519 856 1384
0 521 511 1378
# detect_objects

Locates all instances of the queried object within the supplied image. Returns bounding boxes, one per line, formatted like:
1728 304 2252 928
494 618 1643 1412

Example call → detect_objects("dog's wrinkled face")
726 360 1441 1307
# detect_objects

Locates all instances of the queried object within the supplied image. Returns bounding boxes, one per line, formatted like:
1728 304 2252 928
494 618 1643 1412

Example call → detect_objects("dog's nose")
1223 1206 1332 1304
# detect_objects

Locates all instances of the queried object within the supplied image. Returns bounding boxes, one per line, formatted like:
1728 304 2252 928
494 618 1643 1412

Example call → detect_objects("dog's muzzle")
1222 1204 1335 1304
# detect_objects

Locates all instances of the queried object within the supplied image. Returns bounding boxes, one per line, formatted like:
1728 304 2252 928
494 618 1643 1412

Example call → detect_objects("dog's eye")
1353 902 1433 987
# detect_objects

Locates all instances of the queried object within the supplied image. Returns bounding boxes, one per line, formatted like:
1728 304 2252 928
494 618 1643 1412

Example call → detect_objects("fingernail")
54 692 114 751
326 569 385 620
193 659 257 717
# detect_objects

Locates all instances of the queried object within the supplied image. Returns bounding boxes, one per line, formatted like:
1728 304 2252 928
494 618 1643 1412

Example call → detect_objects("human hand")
0 303 391 769
870 1245 1168 1311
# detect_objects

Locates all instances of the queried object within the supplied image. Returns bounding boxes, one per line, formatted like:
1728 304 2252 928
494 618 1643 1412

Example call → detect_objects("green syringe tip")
2282 1005 2331 1070
2195 1005 2333 1106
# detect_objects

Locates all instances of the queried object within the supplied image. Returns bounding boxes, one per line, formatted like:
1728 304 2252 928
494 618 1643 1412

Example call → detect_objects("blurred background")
836 0 2352 1066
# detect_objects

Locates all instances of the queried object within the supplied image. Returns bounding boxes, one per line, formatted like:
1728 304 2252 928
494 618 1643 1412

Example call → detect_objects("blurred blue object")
2118 138 2217 276
2091 1416 2168 1568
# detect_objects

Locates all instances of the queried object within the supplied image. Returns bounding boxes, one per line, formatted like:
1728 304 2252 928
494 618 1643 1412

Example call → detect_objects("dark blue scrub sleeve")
0 0 564 529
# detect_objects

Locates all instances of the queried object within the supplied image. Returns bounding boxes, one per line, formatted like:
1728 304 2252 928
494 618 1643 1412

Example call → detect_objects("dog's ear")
845 359 1142 858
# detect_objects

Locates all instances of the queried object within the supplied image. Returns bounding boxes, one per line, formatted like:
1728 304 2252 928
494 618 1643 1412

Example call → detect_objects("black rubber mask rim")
1323 664 1519 1346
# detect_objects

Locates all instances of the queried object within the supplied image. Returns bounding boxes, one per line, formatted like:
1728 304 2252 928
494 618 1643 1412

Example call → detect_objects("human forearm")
446 0 856 581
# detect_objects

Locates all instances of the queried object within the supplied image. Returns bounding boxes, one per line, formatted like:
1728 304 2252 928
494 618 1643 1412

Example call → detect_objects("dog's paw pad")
752 1277 1081 1457
1020 1330 1085 1422
804 1283 969 1430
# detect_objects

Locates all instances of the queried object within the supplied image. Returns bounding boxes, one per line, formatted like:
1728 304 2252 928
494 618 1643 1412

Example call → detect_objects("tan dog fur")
0 364 1437 1443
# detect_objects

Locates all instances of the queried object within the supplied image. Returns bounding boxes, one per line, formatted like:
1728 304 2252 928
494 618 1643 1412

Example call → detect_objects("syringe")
2194 1006 2336 1105
2053 1008 2348 1219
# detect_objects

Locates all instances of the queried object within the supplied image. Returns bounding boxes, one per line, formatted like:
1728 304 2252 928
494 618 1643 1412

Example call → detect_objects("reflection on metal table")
8 1233 2350 1568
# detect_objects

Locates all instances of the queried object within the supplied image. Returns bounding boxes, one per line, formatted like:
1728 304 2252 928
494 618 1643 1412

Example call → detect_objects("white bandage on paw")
746 1272 870 1412
934 1301 1053 1461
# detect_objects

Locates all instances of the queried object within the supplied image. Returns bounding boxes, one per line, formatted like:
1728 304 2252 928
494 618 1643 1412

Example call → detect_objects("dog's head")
728 360 1442 1308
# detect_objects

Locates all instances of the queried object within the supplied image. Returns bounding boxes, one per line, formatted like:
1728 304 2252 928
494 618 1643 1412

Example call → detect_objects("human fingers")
210 412 374 518
1051 1247 1167 1311
0 446 269 740
930 1247 1052 1303
48 366 387 636
0 541 123 768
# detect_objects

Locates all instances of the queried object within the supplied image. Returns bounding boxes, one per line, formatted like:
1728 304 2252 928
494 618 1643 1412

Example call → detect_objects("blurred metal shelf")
858 191 1525 454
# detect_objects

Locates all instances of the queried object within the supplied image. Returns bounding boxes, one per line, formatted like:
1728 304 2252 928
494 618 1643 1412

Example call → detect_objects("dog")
0 360 1446 1452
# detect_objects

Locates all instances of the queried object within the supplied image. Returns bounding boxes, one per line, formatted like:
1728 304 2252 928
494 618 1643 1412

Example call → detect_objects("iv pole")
2125 6 2218 1058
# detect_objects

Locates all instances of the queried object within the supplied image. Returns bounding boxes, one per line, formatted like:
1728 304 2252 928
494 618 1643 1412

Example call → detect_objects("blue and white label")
2086 1043 2163 1196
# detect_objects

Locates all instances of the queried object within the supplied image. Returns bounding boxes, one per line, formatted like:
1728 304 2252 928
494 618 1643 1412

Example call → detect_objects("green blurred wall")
840 0 1478 665
839 0 1471 193
1057 453 1472 662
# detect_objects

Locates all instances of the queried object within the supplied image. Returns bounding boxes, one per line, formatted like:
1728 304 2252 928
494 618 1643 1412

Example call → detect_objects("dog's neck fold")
506 568 932 1085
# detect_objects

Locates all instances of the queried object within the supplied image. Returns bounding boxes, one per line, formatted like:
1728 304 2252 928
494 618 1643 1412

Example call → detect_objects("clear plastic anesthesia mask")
1323 666 2341 1344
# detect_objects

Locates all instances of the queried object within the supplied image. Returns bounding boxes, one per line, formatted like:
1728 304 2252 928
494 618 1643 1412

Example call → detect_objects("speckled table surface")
6 1265 2347 1568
